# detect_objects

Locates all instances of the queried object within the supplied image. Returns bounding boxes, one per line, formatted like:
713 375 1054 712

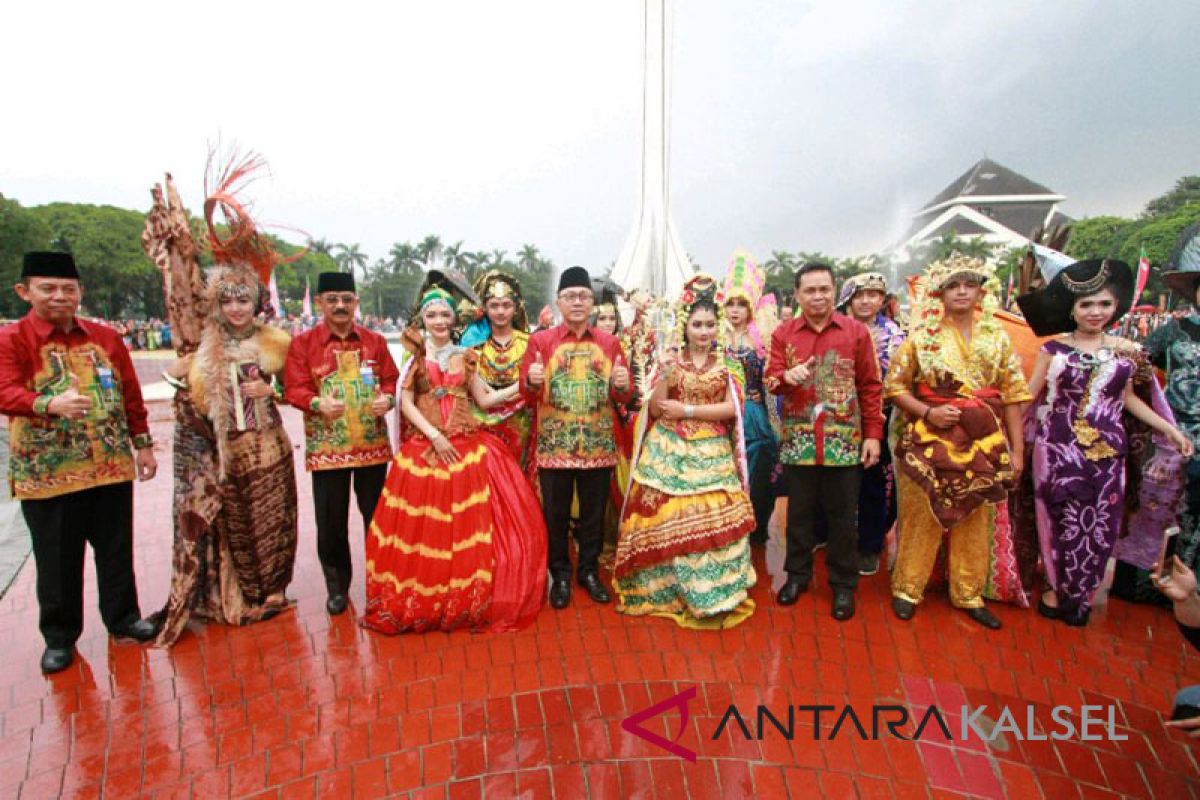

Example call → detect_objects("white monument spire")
609 0 694 299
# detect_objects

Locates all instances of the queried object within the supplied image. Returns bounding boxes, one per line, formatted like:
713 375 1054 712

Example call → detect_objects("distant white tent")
609 0 694 299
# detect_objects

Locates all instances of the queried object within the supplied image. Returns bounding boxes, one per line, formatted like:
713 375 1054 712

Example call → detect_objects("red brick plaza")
1 402 1198 799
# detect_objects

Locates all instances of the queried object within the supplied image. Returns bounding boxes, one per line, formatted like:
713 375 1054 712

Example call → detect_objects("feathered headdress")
720 250 777 355
204 152 280 288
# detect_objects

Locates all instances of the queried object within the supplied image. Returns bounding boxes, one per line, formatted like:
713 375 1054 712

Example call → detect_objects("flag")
1135 246 1151 301
1005 268 1015 307
302 277 312 317
268 272 284 318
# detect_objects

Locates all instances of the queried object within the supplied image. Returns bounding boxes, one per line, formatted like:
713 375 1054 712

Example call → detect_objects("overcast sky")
4 0 1198 274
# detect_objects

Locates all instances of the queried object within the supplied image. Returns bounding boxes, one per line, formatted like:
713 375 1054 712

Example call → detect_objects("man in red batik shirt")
0 252 161 673
284 272 398 616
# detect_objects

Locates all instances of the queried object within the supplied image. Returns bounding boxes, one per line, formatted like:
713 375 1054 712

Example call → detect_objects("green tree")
334 243 368 283
761 249 797 299
0 195 53 318
28 203 161 319
1144 176 1200 218
417 234 442 267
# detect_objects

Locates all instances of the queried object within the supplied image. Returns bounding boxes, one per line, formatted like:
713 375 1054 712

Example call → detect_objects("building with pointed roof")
897 158 1071 254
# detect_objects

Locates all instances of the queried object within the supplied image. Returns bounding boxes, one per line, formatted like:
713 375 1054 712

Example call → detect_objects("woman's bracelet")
922 406 932 423
684 404 696 419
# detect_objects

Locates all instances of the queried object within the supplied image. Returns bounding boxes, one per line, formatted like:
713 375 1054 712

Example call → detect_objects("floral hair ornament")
910 253 1002 353
674 273 726 351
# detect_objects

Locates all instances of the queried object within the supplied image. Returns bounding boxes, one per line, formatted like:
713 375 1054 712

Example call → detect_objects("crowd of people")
4 168 1200 736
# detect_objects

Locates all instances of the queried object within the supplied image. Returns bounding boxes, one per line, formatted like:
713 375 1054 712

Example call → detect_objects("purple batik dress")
1031 340 1135 617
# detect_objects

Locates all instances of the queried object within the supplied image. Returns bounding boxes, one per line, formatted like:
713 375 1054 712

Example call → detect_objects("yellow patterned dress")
885 320 1032 608
473 331 533 468
614 354 757 628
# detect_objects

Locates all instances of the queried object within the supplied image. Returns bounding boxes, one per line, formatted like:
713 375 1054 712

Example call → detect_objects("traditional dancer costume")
363 289 546 633
615 274 757 628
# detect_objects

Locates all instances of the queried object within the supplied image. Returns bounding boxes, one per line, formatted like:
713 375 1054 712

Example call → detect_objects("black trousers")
539 467 612 582
784 465 861 590
856 444 896 556
312 464 389 596
22 481 141 649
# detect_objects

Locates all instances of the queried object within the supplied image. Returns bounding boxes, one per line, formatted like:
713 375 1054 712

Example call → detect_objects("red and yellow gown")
363 330 546 634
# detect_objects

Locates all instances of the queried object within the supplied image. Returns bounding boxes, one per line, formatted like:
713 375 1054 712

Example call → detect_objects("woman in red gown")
362 288 547 633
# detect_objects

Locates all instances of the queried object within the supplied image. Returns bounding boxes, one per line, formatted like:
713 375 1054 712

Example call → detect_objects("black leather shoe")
1062 607 1091 627
892 597 916 620
549 580 572 609
326 594 349 616
831 590 855 621
964 606 1002 630
775 577 810 606
111 617 160 642
1037 593 1060 621
579 573 611 604
41 647 74 674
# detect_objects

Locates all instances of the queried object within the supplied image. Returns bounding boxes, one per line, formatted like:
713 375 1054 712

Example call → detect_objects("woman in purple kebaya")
1017 258 1193 626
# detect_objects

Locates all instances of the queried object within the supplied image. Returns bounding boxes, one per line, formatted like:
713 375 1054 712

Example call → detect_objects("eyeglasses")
323 294 358 306
558 291 594 304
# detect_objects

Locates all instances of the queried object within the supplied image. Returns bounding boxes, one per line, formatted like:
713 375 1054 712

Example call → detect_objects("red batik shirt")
0 311 151 499
764 312 884 467
284 321 399 471
520 325 634 469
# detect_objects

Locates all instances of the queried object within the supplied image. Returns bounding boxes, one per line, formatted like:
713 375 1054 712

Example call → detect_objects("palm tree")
417 234 443 267
335 243 369 282
307 237 334 258
517 244 541 272
442 240 468 273
466 250 492 282
389 242 422 276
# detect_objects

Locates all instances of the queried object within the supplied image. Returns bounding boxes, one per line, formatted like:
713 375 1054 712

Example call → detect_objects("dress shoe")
1062 607 1091 627
40 647 74 674
326 594 349 616
891 597 916 620
111 617 161 642
831 590 855 621
858 552 881 576
775 577 810 606
579 573 611 604
964 606 1002 630
1037 593 1060 621
549 580 572 609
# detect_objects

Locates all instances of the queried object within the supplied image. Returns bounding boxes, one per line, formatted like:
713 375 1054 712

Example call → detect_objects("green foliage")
1064 215 1132 261
27 202 160 319
1067 194 1200 301
0 195 53 318
1144 176 1200 218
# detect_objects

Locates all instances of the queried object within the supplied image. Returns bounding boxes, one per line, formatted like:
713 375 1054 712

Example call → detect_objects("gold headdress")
473 270 528 332
910 253 1002 350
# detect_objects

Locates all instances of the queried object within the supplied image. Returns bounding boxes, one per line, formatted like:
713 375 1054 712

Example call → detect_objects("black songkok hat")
557 266 592 294
22 252 79 280
317 271 355 294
